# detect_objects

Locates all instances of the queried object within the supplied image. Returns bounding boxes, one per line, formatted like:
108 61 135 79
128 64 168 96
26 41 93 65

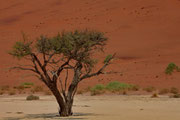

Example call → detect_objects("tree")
9 30 114 117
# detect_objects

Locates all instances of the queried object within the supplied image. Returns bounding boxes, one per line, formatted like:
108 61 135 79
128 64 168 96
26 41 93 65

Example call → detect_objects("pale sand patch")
0 95 180 120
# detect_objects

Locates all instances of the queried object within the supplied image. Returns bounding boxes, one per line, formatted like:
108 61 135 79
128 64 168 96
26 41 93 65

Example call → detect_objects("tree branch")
80 54 115 81
31 53 51 82
9 66 37 73
43 52 56 67
31 55 48 85
64 69 69 92
56 58 71 77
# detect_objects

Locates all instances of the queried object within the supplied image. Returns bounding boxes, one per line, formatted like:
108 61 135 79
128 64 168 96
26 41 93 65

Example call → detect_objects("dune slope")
1 0 180 89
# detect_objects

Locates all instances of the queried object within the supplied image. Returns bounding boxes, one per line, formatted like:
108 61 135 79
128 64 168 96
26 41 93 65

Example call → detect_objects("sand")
0 95 180 120
1 0 180 89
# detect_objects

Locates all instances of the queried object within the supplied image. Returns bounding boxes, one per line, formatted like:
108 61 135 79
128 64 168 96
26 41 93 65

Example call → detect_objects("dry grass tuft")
26 95 40 100
151 93 158 98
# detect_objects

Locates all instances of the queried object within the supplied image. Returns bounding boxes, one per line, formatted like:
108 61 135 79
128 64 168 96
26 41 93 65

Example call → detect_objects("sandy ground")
0 95 180 120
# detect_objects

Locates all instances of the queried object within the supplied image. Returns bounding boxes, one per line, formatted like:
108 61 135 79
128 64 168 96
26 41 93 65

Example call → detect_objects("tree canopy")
9 29 114 116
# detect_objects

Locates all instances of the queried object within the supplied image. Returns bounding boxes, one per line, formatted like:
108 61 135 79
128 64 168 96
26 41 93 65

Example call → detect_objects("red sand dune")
1 0 180 89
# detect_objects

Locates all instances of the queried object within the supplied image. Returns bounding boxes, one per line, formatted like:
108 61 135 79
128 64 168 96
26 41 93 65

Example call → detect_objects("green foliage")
22 82 34 86
104 54 113 64
90 81 138 95
14 83 34 92
165 63 180 75
21 82 34 88
35 30 106 56
91 84 105 91
26 95 40 101
90 84 105 96
36 35 53 54
10 30 107 72
106 81 135 91
9 41 32 59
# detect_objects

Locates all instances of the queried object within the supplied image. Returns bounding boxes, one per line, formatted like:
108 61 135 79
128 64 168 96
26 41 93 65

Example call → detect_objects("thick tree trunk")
49 85 73 117
59 100 73 116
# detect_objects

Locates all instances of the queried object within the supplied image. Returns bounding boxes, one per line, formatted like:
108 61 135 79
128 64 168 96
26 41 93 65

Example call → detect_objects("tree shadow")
4 112 96 120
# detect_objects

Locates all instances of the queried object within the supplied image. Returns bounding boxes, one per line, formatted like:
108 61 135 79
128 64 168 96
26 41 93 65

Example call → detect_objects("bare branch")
31 55 48 85
9 66 37 73
31 53 51 82
31 53 43 68
64 66 74 69
56 58 71 77
16 63 34 68
43 52 56 67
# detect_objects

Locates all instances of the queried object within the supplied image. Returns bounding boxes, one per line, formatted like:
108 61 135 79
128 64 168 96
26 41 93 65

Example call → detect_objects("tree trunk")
59 100 73 116
49 86 73 117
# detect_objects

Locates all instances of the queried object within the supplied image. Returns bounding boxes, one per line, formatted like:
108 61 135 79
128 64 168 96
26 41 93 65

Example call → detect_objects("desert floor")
0 95 180 120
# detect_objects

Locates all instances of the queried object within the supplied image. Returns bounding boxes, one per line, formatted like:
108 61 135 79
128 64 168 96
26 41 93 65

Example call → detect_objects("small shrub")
8 91 16 95
122 91 127 95
151 93 158 98
170 94 180 98
0 91 4 95
106 81 135 92
90 84 105 96
143 86 156 92
170 87 179 94
26 95 40 101
131 85 140 91
165 63 180 75
159 88 169 95
16 112 23 114
92 84 105 91
21 82 34 88
90 89 104 96
22 82 34 86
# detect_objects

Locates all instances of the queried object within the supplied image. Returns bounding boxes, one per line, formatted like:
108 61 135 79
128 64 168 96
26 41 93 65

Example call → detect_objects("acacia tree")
9 30 114 117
